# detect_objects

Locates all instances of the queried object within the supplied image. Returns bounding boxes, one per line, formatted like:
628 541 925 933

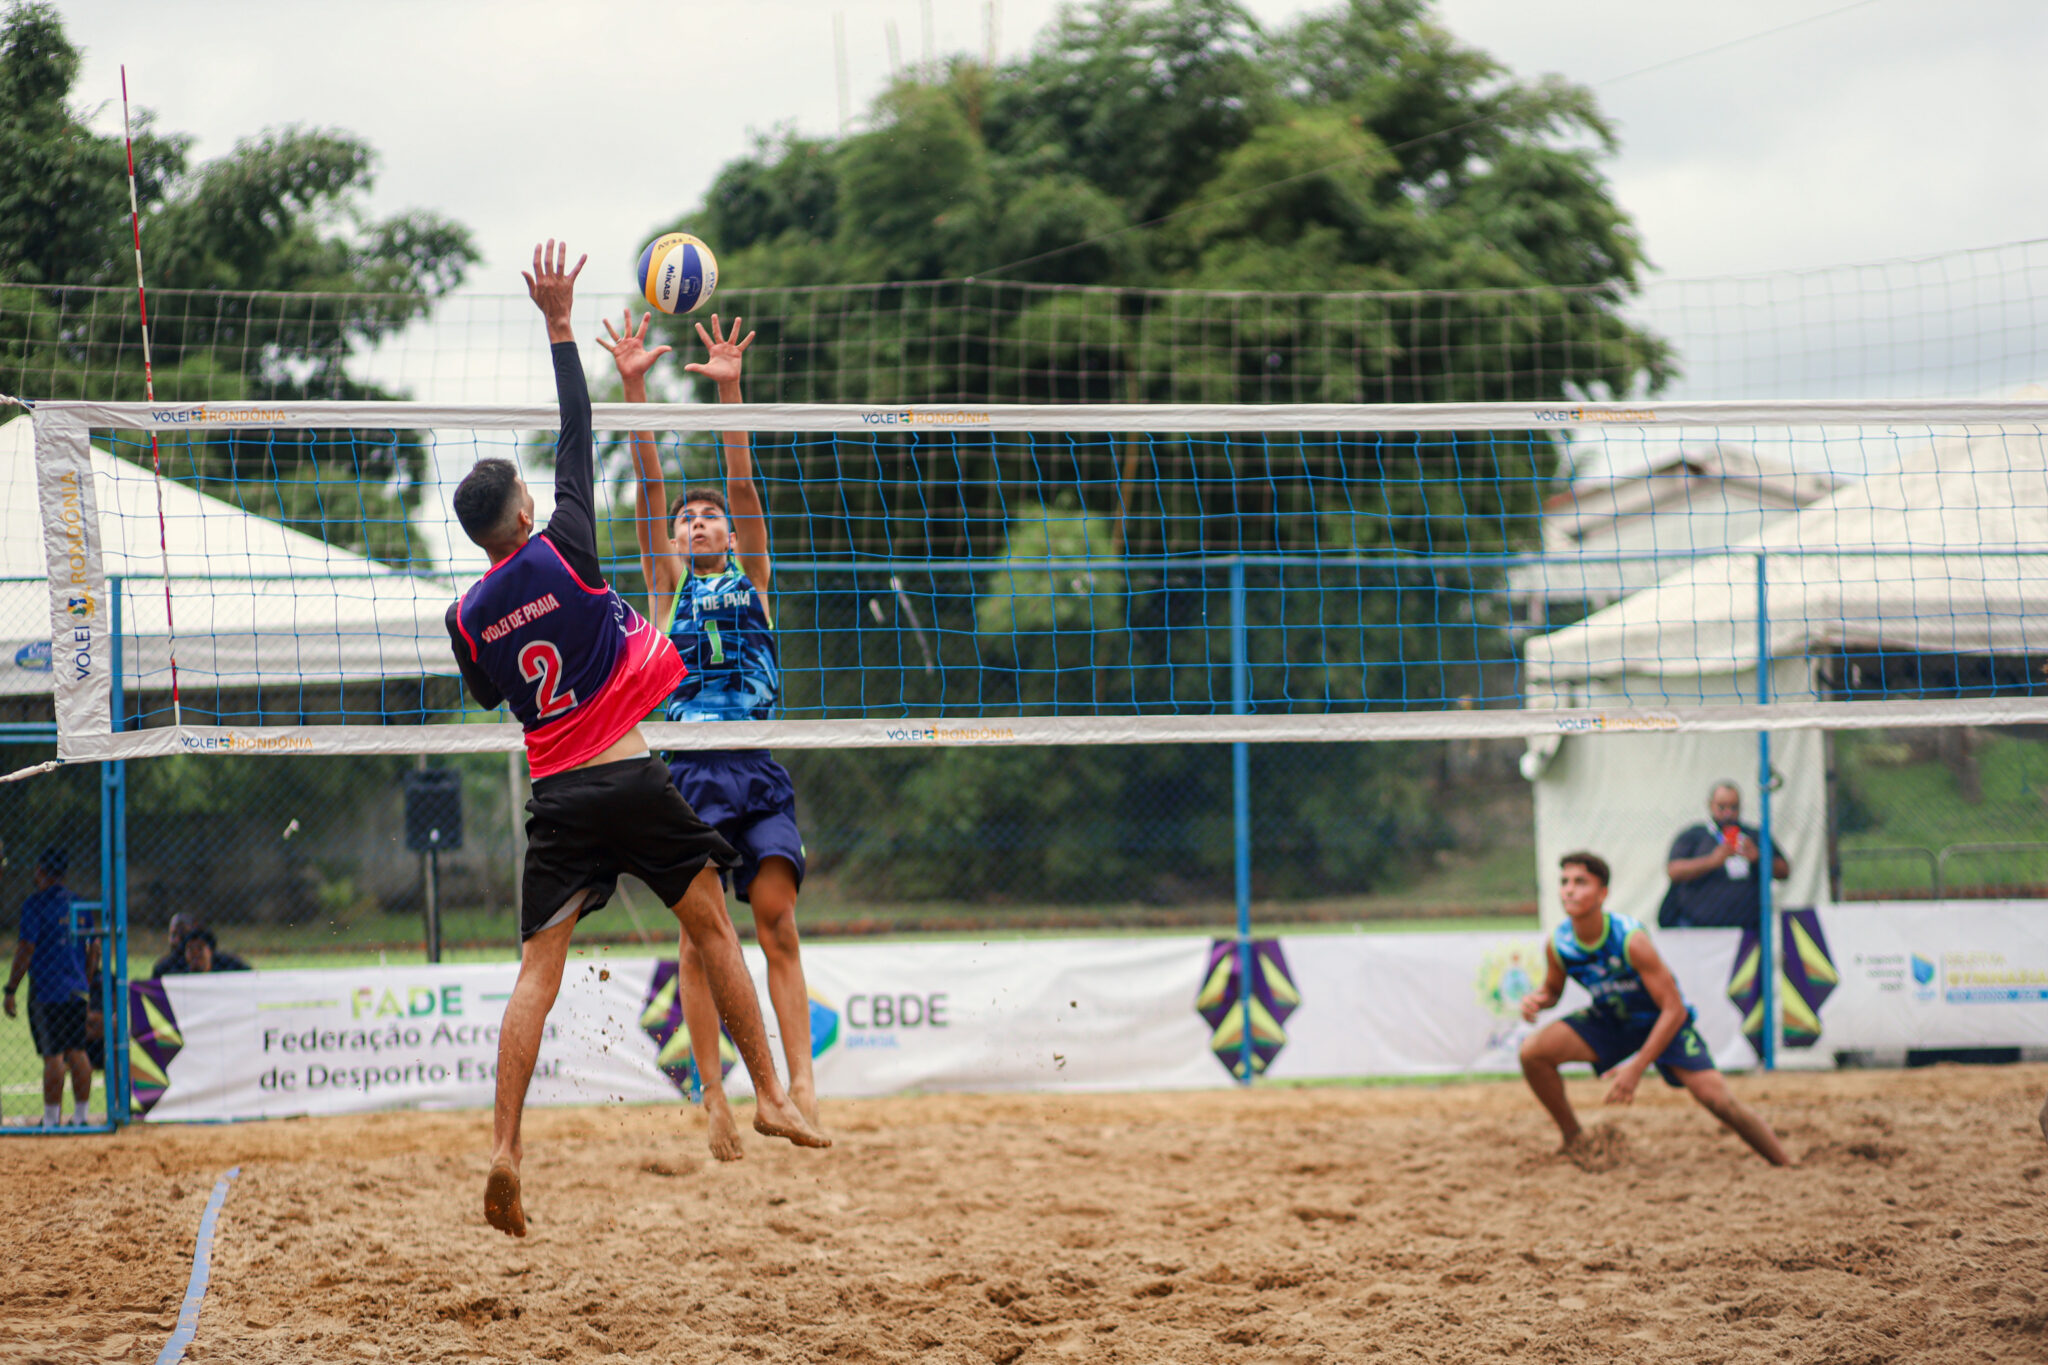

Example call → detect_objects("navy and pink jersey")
447 342 683 778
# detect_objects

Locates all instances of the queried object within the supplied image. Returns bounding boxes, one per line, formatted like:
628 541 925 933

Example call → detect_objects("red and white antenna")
121 65 182 728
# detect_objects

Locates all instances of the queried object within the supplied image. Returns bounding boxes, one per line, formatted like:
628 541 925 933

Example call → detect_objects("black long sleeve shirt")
445 341 607 711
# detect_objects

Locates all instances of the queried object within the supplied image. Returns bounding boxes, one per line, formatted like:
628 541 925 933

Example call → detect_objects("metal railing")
1840 841 2048 898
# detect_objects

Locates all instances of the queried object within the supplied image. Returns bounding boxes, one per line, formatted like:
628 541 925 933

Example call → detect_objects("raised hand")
597 310 672 386
683 314 756 391
522 239 586 332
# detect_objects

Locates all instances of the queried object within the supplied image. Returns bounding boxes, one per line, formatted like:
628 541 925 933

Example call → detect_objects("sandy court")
3 1064 2046 1364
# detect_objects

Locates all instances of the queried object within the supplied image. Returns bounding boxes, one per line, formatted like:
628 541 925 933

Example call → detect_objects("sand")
3 1064 2046 1364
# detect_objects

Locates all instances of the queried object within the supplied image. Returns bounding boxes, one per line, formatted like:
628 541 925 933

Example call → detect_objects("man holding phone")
1659 781 1790 929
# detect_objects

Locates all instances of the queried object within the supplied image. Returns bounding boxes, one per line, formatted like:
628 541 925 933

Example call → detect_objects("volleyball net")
17 396 2048 766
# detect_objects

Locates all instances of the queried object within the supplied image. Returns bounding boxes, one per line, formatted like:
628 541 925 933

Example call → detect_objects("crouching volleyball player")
1518 851 1790 1166
447 242 827 1238
599 308 822 1160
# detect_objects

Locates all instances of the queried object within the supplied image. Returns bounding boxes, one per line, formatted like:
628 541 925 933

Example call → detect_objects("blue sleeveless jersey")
661 561 780 722
1552 911 1691 1030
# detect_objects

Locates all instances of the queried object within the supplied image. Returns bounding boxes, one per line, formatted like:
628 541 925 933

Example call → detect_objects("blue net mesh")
66 416 2048 732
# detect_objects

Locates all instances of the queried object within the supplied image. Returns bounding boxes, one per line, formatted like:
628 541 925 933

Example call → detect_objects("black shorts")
28 995 90 1059
522 755 740 940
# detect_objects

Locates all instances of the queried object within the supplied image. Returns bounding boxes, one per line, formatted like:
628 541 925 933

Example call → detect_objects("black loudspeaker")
403 769 464 852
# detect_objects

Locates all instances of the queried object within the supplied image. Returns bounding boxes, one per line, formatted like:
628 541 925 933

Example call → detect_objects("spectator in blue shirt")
4 848 94 1127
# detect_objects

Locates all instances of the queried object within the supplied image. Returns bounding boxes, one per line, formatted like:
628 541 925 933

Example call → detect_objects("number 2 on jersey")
518 640 579 719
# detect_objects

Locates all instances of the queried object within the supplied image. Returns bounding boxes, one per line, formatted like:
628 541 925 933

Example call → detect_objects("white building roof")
1523 427 2048 687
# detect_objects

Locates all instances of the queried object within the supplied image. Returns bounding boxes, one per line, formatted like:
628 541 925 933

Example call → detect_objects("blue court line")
154 1166 241 1365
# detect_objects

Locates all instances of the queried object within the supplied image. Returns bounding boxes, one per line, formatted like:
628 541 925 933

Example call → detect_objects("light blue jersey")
661 560 780 723
1552 911 1692 1030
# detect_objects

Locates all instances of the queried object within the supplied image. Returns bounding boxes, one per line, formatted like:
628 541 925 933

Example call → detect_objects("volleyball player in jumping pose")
1519 851 1791 1166
599 308 821 1161
448 243 826 1237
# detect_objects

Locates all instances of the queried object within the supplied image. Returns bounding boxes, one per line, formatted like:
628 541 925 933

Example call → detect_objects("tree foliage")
632 1 1660 896
662 0 1668 405
0 1 478 558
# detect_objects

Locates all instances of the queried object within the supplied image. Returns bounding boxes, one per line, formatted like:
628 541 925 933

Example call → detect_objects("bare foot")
789 1077 821 1130
484 1160 526 1238
703 1096 745 1163
753 1093 832 1149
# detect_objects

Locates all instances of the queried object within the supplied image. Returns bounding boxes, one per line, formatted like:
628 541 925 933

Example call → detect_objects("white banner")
131 937 1229 1123
1810 901 2048 1052
126 908 2048 1123
48 693 2048 766
34 416 109 747
35 397 2048 435
1268 929 1752 1080
133 960 678 1122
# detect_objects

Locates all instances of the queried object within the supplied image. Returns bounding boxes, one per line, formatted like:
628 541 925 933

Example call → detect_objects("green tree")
626 1 1674 902
0 1 478 560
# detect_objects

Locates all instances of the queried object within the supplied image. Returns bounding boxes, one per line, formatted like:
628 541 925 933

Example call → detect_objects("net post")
1755 551 1778 1072
1229 557 1255 1086
104 575 132 1122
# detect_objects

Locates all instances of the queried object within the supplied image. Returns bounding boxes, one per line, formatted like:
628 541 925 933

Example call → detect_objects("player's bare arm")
1519 943 1566 1023
1606 933 1690 1107
685 314 771 597
598 310 683 618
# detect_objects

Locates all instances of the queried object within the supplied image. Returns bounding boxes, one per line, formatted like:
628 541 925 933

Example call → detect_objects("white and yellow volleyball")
636 232 719 315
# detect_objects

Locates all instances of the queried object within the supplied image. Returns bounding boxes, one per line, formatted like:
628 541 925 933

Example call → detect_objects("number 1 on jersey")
705 621 725 664
518 640 579 719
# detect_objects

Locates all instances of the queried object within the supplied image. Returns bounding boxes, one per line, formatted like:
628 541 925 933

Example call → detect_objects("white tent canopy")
2 416 459 702
1524 427 2048 694
1522 426 2048 928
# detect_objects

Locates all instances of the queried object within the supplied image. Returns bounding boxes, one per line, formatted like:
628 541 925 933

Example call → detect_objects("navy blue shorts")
1562 1009 1715 1088
667 750 805 903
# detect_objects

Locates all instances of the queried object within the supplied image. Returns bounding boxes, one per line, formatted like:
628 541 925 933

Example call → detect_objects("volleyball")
637 232 718 315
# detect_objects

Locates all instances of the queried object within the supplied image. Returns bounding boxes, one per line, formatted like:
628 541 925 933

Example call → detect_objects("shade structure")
1 415 459 704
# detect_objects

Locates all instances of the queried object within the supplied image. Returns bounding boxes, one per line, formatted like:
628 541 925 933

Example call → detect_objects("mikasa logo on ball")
638 232 718 315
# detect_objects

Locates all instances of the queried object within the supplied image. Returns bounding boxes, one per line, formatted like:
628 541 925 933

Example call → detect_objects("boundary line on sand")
154 1166 240 1365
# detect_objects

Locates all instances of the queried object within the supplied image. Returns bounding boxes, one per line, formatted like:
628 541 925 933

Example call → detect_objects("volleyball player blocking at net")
448 242 827 1237
599 308 822 1160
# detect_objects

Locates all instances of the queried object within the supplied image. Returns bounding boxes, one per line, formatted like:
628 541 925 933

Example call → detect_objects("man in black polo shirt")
1659 782 1789 928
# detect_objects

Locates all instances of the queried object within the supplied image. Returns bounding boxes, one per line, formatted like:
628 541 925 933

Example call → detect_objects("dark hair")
37 846 68 876
1559 851 1610 886
453 459 524 547
676 487 729 520
183 927 218 952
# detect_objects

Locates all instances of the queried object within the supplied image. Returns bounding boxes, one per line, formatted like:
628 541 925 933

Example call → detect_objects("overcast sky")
58 0 2047 289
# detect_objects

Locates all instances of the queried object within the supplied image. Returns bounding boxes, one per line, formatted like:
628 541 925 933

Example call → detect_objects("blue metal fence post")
106 576 131 1122
1755 553 1777 1073
1229 558 1255 1085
